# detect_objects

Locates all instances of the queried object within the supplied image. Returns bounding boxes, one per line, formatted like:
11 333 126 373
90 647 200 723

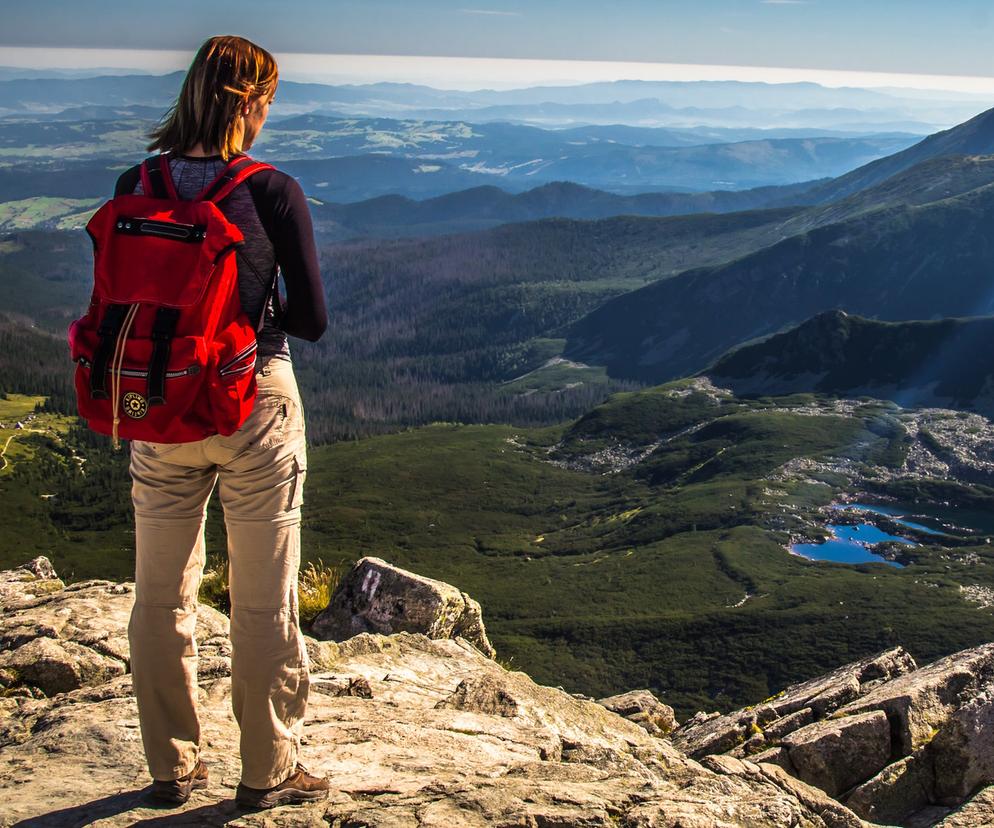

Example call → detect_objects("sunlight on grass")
198 557 347 625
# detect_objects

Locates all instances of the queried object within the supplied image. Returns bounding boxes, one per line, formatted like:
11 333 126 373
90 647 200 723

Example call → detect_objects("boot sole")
236 787 329 809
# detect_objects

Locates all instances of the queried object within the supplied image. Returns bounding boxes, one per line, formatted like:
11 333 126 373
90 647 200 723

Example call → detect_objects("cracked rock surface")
0 557 869 827
671 644 994 827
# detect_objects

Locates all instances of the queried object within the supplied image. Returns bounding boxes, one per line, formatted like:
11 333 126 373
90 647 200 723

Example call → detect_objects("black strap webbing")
233 248 283 333
147 307 181 406
199 156 254 203
144 155 170 199
90 304 129 400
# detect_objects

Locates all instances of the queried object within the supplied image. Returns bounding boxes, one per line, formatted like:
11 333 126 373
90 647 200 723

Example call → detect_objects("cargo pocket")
288 452 307 510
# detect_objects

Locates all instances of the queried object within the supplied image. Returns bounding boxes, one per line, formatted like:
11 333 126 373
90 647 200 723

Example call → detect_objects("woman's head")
148 35 278 160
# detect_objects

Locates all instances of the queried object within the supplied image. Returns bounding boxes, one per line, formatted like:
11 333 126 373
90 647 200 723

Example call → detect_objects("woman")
119 35 329 810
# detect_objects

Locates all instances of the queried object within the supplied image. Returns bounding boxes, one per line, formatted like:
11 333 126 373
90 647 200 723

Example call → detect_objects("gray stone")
0 636 125 695
934 785 994 827
595 688 678 736
435 674 520 717
751 746 798 774
838 643 994 755
310 556 496 658
930 688 994 802
782 710 892 797
19 556 58 580
844 752 936 825
765 706 816 741
670 707 757 759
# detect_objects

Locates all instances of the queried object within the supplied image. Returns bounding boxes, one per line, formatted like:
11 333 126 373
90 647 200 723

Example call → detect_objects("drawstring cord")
110 303 140 450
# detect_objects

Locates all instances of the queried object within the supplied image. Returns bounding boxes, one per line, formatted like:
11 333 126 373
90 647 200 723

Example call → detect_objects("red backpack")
68 153 275 448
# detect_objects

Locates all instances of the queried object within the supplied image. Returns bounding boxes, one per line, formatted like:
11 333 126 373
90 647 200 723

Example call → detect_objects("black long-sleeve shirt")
115 154 327 360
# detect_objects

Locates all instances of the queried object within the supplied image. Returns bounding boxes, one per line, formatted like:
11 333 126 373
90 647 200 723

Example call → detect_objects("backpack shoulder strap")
197 155 275 204
139 154 179 200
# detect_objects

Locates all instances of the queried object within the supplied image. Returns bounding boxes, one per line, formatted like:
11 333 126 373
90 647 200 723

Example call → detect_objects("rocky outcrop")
595 688 678 737
671 647 916 760
0 557 871 826
671 644 994 827
310 555 496 659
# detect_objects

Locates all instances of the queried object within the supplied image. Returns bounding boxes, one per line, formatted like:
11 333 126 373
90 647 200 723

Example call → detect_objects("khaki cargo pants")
127 357 310 789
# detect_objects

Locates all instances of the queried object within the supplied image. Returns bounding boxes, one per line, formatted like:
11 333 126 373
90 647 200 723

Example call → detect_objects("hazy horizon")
3 47 994 98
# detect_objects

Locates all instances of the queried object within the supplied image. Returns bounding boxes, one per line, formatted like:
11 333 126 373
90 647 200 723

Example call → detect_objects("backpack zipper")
77 356 200 379
218 341 258 377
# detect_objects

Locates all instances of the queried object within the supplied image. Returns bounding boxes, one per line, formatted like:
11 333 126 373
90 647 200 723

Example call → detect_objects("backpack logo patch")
123 392 148 419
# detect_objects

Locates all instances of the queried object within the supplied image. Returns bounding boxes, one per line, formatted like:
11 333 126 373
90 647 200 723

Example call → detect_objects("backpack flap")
85 196 244 308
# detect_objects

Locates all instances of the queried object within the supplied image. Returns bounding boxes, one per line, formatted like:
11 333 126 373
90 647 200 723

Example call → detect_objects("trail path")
0 428 46 472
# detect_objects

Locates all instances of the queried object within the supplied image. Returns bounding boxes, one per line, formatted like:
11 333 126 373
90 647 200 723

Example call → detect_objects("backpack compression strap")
147 306 181 406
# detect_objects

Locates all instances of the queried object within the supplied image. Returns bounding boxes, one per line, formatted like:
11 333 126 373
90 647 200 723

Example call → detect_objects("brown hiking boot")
235 762 330 809
148 759 209 804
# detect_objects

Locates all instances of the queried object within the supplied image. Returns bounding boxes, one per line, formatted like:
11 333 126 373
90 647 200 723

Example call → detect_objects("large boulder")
929 687 994 802
844 753 936 825
780 710 892 797
310 555 496 658
836 644 994 755
595 688 678 736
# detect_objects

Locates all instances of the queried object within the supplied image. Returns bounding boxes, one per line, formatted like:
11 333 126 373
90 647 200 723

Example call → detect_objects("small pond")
831 502 946 536
791 523 913 568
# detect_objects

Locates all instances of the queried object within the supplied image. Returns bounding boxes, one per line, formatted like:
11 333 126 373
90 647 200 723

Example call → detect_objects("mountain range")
563 107 994 384
0 74 981 131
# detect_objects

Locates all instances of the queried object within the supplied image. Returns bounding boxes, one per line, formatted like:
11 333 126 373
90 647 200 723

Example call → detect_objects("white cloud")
458 8 523 15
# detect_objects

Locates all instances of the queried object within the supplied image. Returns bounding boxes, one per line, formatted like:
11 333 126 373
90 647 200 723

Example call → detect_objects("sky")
2 0 994 93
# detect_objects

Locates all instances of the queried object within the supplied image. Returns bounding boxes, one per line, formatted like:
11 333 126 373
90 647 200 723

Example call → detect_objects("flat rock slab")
782 710 892 798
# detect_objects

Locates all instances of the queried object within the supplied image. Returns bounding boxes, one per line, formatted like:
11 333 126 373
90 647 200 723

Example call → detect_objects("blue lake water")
830 502 946 536
792 523 912 568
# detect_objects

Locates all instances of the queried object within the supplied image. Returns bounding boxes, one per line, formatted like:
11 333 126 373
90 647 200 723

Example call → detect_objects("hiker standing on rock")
117 35 330 809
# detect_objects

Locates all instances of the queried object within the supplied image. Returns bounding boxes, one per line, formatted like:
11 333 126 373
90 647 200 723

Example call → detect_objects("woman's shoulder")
114 163 143 196
245 162 304 198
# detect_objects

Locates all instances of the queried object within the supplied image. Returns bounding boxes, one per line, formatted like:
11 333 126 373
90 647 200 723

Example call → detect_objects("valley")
6 372 994 718
4 67 994 734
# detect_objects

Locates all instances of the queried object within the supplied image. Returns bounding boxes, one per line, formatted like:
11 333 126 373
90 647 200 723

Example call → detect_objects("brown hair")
147 35 278 160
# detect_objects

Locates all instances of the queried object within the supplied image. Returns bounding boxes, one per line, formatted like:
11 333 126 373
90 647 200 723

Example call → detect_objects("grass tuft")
198 556 346 625
299 557 347 624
